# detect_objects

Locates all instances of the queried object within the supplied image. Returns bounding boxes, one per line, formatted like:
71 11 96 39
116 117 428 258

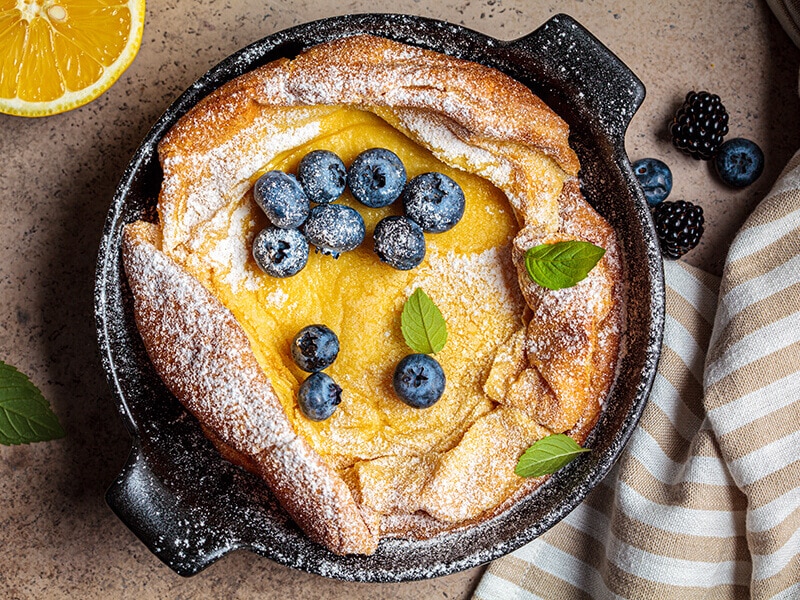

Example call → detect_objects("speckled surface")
1 1 799 598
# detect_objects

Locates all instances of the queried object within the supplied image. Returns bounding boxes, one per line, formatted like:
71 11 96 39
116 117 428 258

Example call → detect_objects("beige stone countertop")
1 1 799 598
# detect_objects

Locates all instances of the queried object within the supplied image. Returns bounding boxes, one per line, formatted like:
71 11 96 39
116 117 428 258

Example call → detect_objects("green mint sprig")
400 288 447 354
515 433 590 478
0 360 65 445
525 240 605 290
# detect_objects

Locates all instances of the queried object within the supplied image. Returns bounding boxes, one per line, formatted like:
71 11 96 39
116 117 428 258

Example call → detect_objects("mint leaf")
524 241 605 290
0 360 65 445
400 288 447 354
515 433 590 478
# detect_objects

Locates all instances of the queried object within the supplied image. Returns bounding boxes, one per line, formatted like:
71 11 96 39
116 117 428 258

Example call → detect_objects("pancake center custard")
172 106 539 523
183 107 523 465
121 35 623 555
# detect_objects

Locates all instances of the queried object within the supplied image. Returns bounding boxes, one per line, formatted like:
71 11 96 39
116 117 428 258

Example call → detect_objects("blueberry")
347 148 407 208
291 324 340 373
297 150 347 204
402 172 466 232
373 216 426 270
714 138 764 188
632 158 673 206
393 354 446 408
253 171 310 228
252 227 308 277
297 372 342 421
303 203 365 257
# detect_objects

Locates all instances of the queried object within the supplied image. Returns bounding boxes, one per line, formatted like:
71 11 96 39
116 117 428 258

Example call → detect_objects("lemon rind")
0 0 146 118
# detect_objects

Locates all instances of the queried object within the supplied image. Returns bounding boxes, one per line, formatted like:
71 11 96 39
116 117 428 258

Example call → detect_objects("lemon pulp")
0 0 145 116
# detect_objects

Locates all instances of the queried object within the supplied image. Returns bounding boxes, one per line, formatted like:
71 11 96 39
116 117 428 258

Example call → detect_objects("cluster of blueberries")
252 147 466 277
292 324 343 421
292 325 446 421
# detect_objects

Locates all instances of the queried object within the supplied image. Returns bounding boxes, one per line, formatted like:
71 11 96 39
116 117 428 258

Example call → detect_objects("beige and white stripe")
765 0 800 48
474 152 800 600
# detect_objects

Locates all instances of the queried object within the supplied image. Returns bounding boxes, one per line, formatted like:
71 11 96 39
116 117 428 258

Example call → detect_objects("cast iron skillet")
95 13 664 581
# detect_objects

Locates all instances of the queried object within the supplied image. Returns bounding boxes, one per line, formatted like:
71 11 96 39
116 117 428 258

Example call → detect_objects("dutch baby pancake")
121 35 623 555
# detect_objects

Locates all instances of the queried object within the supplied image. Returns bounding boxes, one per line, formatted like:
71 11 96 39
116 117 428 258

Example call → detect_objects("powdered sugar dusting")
393 107 513 188
123 225 295 456
131 33 623 560
160 116 323 252
407 244 524 326
205 203 260 293
123 224 378 554
264 288 289 308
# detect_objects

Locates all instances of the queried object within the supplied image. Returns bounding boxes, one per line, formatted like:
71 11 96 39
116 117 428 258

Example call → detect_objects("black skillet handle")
106 443 236 576
502 13 645 144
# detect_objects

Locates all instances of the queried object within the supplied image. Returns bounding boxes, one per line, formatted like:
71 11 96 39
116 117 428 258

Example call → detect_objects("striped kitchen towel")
473 151 800 600
766 0 800 48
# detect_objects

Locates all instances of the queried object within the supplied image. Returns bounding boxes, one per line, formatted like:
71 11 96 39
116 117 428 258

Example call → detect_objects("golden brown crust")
501 178 623 433
156 35 579 256
121 35 622 554
288 36 580 175
122 221 378 555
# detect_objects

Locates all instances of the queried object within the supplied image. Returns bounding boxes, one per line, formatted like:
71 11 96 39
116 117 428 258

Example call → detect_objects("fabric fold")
474 152 800 599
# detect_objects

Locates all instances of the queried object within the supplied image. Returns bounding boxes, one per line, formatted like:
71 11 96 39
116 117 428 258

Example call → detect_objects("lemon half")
0 0 145 117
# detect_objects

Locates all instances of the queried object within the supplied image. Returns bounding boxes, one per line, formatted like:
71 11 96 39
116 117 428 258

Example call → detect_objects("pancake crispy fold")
121 35 623 555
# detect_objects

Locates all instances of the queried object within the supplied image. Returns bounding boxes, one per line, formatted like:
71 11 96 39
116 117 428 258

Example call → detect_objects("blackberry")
670 91 729 160
653 200 704 259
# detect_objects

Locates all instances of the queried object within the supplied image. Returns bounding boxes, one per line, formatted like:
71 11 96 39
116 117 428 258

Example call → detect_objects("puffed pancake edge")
121 35 623 555
122 221 380 555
